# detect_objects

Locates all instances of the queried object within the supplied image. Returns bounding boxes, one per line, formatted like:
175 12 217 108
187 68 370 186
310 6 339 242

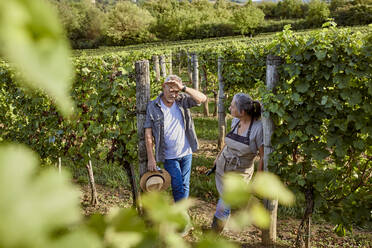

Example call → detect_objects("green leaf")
197 234 238 248
141 192 193 230
0 0 74 116
228 200 270 230
296 81 310 93
311 149 329 161
107 208 145 233
334 224 346 237
50 228 102 248
349 91 362 105
222 173 251 207
315 50 327 60
0 144 87 248
105 229 143 248
250 172 295 206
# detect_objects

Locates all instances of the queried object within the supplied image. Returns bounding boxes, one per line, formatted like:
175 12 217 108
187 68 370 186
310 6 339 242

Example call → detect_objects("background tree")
105 1 155 45
330 0 348 11
306 0 330 26
256 1 277 19
231 3 265 36
53 0 106 49
274 0 304 19
332 0 372 26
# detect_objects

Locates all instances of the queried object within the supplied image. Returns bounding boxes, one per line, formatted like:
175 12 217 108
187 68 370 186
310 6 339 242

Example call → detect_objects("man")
144 74 207 202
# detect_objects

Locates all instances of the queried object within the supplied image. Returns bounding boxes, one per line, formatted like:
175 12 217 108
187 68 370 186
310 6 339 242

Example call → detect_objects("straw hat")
140 169 171 192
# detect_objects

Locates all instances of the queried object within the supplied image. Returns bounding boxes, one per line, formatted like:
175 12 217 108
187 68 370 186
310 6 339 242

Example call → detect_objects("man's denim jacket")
144 93 199 162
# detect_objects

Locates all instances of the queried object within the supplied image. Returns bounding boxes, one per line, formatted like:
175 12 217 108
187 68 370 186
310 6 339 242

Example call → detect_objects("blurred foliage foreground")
0 0 294 247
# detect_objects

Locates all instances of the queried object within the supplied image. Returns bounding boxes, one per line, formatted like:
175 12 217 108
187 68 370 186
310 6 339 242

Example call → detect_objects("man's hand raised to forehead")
165 80 183 91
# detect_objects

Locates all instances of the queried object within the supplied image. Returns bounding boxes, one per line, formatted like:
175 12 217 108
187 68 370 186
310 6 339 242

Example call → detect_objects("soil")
79 139 371 247
79 184 371 248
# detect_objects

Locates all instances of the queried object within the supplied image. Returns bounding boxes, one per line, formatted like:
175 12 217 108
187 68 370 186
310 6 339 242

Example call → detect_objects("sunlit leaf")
0 0 74 116
228 201 270 231
106 207 146 233
250 172 295 206
0 144 89 247
197 234 238 248
105 228 143 248
222 173 251 207
49 228 102 248
141 192 194 229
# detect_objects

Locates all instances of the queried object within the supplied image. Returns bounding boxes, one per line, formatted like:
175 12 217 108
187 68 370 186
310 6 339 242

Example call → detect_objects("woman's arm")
258 145 264 171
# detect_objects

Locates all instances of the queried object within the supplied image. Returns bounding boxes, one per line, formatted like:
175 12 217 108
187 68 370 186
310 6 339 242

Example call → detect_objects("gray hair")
164 74 182 84
233 93 252 113
233 93 262 119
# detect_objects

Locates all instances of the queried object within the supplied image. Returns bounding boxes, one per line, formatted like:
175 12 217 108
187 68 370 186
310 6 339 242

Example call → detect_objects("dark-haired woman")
211 93 264 233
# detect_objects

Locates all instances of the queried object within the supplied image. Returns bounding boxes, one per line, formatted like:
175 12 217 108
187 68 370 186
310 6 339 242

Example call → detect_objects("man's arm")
145 128 157 171
184 86 207 105
166 80 207 104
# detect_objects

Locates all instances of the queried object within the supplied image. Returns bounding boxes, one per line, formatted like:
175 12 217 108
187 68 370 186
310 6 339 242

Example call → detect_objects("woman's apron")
215 120 257 195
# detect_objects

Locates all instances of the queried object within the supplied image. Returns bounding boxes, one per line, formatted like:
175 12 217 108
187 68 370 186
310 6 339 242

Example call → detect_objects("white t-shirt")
161 99 192 159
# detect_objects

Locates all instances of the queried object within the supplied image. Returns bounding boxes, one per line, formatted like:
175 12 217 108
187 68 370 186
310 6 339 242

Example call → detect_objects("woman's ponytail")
233 93 262 120
251 100 262 120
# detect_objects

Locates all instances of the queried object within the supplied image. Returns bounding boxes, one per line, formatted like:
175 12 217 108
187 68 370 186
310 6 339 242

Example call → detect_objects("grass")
194 116 232 140
66 158 132 189
191 101 217 115
190 154 218 202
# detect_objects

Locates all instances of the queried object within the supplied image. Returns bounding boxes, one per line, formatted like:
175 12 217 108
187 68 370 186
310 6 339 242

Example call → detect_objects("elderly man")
144 74 207 202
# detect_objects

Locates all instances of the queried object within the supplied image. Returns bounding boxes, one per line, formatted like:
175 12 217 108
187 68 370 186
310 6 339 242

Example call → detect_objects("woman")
212 93 264 233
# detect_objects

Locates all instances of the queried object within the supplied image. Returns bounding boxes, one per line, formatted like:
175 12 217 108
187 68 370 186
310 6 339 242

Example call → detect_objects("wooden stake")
168 53 173 75
152 55 160 82
160 55 166 78
178 52 182 75
217 57 226 149
58 157 61 174
261 55 281 246
187 51 193 83
192 53 199 90
135 60 151 178
201 65 209 117
86 153 98 206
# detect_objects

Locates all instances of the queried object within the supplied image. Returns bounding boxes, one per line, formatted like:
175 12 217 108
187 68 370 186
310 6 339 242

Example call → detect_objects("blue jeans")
164 154 192 202
214 198 231 221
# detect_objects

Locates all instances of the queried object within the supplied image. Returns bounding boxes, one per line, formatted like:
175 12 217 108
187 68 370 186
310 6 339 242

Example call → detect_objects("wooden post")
136 60 151 178
152 55 160 82
217 57 226 149
261 55 281 246
187 51 193 83
201 65 209 117
192 53 199 90
178 52 182 75
160 55 166 78
168 53 173 75
58 157 61 174
86 153 98 206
